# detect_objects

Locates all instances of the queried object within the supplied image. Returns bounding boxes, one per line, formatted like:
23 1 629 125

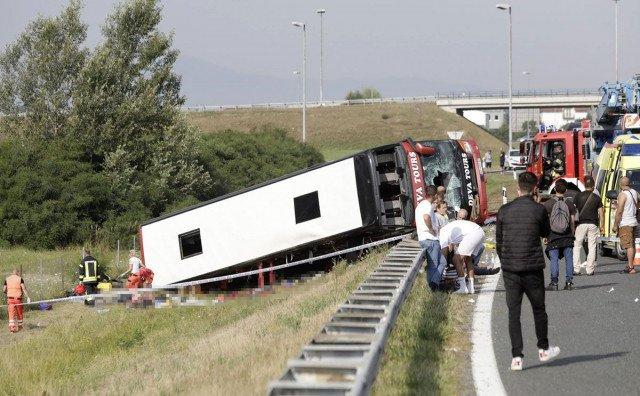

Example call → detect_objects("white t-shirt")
129 257 142 274
439 220 483 249
415 199 437 241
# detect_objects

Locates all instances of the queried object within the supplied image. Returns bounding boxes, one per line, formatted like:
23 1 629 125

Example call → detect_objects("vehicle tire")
599 243 612 258
615 242 627 261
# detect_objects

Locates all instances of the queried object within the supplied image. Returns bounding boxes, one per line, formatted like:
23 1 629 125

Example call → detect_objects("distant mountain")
175 56 484 106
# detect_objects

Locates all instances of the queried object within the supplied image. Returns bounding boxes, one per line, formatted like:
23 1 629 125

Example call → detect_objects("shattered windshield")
419 141 465 211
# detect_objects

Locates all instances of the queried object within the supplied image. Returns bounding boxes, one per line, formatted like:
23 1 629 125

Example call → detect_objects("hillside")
187 103 506 160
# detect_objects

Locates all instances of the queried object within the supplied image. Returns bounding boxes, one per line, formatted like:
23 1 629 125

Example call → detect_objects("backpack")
550 198 571 233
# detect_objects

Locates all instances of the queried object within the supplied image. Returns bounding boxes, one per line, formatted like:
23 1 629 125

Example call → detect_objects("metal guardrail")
182 88 600 113
182 96 437 112
434 88 600 100
267 237 424 396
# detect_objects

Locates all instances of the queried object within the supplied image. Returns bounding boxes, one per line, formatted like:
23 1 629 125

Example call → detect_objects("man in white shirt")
416 185 446 291
439 210 486 293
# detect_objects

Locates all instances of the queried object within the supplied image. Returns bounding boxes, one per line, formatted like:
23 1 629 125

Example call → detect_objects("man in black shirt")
572 176 603 275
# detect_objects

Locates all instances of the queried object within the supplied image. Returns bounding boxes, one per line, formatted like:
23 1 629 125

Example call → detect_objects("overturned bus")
139 138 489 286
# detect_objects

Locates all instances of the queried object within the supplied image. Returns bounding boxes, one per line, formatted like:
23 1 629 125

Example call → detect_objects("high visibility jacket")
5 274 22 299
79 256 99 283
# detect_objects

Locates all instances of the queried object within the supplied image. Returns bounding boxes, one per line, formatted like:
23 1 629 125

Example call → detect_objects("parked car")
505 149 525 170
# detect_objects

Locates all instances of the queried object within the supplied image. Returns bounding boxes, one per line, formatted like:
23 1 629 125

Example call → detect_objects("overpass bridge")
436 89 601 115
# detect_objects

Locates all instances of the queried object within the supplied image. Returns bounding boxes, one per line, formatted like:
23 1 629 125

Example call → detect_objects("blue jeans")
420 239 446 288
549 246 574 284
472 245 485 267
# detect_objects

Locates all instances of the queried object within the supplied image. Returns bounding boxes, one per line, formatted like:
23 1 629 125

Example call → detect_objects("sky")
0 0 638 105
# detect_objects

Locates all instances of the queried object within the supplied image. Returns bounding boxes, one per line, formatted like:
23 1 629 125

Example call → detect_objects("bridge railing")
182 89 601 112
435 88 600 100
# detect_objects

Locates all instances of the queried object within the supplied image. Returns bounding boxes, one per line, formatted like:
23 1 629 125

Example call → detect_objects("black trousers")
503 268 549 358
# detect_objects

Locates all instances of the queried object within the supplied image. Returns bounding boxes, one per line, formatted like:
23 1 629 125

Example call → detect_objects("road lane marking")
472 273 507 396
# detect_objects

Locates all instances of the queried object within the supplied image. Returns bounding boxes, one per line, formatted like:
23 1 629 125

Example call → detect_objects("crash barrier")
268 237 424 396
0 234 410 309
182 96 437 112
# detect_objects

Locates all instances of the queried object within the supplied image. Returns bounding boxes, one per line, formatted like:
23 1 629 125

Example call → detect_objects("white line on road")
472 273 507 396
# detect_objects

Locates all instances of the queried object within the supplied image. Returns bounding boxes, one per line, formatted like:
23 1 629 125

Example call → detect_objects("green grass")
485 171 519 212
187 103 506 156
0 250 385 395
372 276 473 395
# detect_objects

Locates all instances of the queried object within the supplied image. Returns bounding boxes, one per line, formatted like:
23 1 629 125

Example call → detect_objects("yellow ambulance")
596 134 640 259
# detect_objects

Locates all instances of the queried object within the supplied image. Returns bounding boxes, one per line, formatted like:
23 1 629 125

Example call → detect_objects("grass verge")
0 249 385 395
372 276 474 395
187 103 506 155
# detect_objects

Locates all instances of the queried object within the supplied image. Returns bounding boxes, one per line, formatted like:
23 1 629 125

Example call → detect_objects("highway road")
491 254 640 395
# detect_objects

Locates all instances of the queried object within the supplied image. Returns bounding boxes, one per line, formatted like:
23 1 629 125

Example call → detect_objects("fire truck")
520 121 593 193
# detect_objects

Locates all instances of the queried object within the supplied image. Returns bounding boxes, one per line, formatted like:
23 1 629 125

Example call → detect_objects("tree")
345 86 382 100
521 120 537 136
70 0 211 217
0 0 87 139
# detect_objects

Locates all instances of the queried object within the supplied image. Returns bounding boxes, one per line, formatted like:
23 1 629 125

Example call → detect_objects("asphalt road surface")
492 254 640 395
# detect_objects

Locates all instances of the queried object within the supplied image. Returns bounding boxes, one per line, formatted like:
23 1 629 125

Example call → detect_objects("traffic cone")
634 239 640 266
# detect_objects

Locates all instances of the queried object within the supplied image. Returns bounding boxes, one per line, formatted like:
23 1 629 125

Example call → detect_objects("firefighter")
549 142 566 178
3 269 30 333
78 250 101 295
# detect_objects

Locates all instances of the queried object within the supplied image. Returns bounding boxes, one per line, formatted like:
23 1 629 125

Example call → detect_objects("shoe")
545 282 558 291
563 282 574 291
586 271 595 276
488 267 501 275
539 346 561 362
510 357 523 371
573 271 581 276
620 267 637 274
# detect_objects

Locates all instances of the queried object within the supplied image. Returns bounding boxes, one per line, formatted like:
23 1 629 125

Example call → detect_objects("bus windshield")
420 140 468 211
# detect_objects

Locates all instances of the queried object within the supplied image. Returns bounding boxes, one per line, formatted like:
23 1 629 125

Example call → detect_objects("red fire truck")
520 121 594 193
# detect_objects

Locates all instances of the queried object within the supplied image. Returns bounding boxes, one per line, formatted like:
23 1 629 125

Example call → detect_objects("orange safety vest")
5 274 22 299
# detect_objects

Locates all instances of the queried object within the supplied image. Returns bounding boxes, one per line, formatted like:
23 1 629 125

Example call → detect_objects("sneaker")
545 282 558 291
573 271 581 276
510 357 523 371
539 346 561 362
586 271 595 276
563 282 574 291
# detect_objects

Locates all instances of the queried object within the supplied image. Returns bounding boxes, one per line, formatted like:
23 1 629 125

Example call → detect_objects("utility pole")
316 9 326 102
614 0 619 81
497 4 513 150
292 22 307 142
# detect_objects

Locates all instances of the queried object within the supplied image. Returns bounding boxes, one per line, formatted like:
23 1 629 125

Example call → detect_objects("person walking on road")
543 179 576 290
415 185 446 291
613 176 638 274
3 269 30 333
496 171 560 371
573 176 603 275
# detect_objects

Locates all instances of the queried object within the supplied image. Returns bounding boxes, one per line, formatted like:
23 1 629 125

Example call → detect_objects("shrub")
198 128 324 196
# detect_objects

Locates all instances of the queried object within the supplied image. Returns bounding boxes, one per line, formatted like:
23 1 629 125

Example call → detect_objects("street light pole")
316 9 326 102
497 4 513 150
292 22 307 142
293 71 301 102
614 0 619 81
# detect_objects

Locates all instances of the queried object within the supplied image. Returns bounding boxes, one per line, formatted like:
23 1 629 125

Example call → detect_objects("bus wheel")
615 242 628 261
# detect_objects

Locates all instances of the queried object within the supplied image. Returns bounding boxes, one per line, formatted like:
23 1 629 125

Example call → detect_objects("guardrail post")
269 260 275 285
258 262 264 289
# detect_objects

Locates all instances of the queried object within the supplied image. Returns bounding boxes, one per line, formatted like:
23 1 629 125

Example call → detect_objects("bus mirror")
606 190 618 200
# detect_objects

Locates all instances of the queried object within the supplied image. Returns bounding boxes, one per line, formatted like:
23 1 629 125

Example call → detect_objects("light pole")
293 71 301 102
316 9 326 102
497 3 513 150
292 21 307 142
522 71 532 92
613 0 619 81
